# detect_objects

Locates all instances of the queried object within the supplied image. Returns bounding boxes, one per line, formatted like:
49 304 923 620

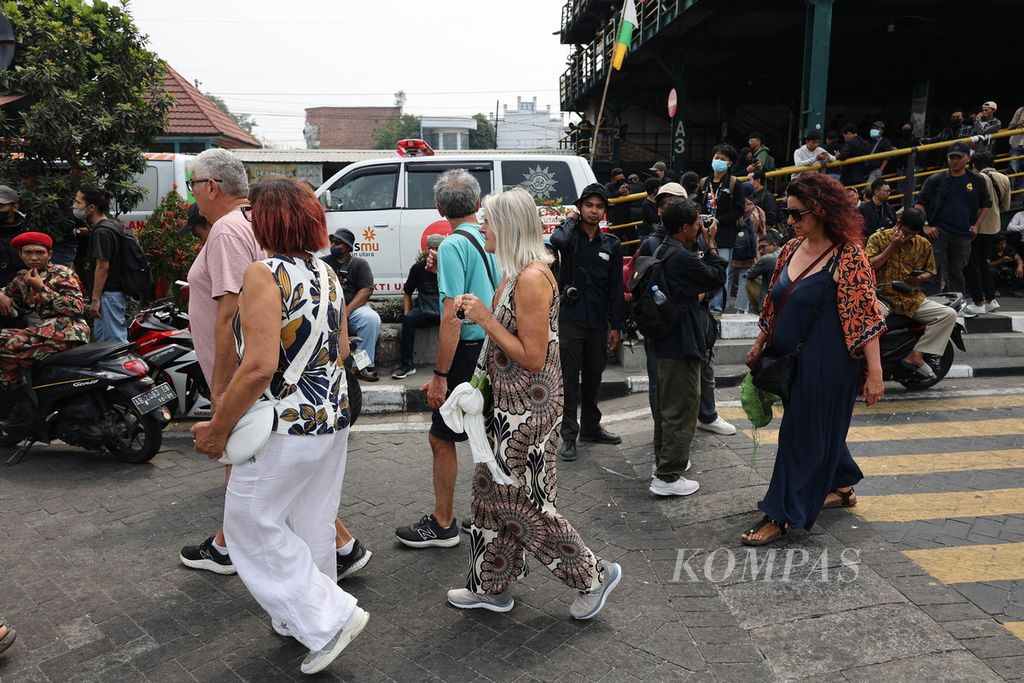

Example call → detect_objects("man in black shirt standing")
323 227 382 382
859 179 896 237
838 124 871 187
550 184 624 461
697 145 744 313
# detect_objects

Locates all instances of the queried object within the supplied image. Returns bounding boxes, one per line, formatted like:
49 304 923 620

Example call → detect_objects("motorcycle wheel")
104 395 163 464
897 340 955 391
346 367 362 426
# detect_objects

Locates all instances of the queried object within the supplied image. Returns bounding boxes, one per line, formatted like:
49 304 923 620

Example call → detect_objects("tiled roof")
161 67 261 149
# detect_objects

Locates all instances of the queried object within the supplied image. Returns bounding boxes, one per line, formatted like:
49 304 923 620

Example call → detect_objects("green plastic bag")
740 371 777 428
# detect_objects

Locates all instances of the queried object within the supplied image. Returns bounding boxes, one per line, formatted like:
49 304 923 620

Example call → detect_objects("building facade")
304 106 401 149
498 97 565 150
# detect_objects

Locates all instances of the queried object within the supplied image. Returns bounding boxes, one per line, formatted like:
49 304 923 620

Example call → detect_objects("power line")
208 89 559 97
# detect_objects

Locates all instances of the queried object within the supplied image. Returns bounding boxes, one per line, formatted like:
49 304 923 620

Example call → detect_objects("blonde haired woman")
447 188 622 619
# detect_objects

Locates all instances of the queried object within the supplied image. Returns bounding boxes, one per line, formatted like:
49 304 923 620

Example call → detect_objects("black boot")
559 439 577 461
0 378 36 435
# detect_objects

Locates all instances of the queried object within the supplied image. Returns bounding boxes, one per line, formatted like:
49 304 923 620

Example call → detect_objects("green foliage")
0 0 173 238
373 113 422 150
470 112 496 149
137 189 198 286
370 297 404 324
205 92 256 134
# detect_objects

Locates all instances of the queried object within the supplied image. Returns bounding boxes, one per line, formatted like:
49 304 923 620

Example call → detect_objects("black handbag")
752 244 837 402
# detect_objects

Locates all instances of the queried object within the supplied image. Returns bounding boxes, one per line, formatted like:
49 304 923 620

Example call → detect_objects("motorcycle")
878 282 967 390
130 298 362 425
0 341 174 465
129 299 210 419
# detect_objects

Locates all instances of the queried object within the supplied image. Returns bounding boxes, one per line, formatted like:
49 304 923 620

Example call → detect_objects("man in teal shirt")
396 169 498 549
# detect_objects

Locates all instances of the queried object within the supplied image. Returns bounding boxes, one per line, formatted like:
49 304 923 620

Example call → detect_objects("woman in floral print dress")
447 188 622 619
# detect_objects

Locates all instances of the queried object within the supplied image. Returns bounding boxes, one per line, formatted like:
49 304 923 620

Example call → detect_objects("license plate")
132 382 176 414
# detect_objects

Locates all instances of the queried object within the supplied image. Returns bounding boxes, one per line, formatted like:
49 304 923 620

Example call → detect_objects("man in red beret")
0 231 91 434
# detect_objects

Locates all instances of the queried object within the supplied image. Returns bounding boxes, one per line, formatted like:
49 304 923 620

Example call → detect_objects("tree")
373 113 422 150
470 113 497 149
206 92 257 135
0 0 172 237
137 188 198 288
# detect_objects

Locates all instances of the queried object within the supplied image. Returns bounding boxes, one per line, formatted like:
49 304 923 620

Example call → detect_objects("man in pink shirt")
179 152 372 580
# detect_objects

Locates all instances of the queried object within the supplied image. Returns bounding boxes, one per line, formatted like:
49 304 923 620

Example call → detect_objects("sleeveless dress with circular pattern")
465 266 606 595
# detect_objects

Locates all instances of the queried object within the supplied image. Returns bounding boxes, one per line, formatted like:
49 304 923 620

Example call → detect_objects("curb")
361 360 1024 415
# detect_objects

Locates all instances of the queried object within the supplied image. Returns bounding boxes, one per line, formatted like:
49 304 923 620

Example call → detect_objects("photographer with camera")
550 184 624 462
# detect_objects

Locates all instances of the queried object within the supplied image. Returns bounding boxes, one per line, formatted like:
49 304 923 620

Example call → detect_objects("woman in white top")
192 176 367 675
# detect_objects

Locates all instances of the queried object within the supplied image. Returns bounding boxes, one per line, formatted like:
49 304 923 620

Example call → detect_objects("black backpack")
628 243 679 339
94 219 153 299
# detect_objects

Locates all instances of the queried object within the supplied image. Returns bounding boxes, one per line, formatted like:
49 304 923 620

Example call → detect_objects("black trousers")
559 322 607 442
965 233 998 304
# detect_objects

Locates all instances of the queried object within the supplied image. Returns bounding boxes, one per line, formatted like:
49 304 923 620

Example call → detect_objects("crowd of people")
2 100 1023 672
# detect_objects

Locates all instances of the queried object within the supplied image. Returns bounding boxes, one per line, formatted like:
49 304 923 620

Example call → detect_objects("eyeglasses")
240 205 252 222
781 208 813 222
185 178 221 192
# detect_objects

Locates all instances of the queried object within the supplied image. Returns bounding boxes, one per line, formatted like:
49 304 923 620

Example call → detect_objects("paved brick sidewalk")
0 394 1015 681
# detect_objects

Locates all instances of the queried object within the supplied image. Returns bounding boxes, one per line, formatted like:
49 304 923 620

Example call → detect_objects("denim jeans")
93 291 127 342
708 247 732 314
399 306 439 366
729 264 752 312
932 231 973 295
347 305 381 366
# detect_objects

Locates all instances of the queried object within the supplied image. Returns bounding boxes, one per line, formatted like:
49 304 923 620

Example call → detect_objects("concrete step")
955 332 1024 360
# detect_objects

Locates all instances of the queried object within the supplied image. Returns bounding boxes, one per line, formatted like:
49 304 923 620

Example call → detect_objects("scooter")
878 282 967 390
0 341 174 465
129 299 210 419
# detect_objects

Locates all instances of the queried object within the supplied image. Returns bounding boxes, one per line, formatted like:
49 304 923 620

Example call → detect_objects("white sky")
128 0 573 148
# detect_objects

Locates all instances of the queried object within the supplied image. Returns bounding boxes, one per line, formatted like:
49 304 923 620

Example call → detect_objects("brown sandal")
823 488 857 509
740 516 788 546
0 622 16 655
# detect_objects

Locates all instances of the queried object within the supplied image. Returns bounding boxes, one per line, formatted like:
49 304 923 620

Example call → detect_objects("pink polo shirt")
187 208 266 384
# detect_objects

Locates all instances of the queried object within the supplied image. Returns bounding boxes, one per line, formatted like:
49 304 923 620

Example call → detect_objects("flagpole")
589 59 615 166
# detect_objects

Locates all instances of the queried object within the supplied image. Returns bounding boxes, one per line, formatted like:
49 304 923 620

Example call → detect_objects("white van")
117 153 195 232
315 148 598 294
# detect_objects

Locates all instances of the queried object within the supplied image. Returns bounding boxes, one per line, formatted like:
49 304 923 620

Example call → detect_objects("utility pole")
493 99 500 149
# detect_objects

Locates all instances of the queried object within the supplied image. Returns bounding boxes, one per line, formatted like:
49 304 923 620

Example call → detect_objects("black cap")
947 141 972 157
610 167 624 177
331 227 356 249
575 183 610 208
180 203 208 234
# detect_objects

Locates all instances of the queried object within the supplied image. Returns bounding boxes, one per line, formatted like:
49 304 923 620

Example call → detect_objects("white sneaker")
985 299 1001 313
651 460 691 477
271 619 292 638
570 562 622 619
446 588 514 613
300 607 369 675
649 477 700 497
697 416 737 436
963 303 986 317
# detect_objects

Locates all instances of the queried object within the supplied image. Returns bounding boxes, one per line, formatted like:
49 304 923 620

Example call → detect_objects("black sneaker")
336 539 373 580
179 535 236 575
395 514 460 548
460 517 472 534
391 365 416 380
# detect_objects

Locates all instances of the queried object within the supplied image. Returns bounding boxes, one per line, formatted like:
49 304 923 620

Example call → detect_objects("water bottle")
651 285 667 305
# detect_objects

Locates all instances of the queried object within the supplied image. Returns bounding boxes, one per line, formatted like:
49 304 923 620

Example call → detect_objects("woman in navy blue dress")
742 174 886 545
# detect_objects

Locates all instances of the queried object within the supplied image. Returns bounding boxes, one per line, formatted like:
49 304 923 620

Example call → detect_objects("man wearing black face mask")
0 185 30 290
923 111 972 145
323 227 381 382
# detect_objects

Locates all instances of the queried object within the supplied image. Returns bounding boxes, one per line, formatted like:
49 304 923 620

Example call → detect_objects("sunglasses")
185 177 221 192
240 205 252 222
781 208 813 222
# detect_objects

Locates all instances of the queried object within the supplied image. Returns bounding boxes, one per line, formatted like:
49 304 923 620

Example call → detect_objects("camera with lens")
562 285 581 304
700 214 715 228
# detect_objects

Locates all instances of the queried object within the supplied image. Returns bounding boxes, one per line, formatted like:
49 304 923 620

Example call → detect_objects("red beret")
10 232 53 250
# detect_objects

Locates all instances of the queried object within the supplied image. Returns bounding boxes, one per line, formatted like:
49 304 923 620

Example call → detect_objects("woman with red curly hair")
191 176 368 674
741 174 886 546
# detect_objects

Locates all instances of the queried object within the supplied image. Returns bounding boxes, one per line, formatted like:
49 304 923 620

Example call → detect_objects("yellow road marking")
745 418 1021 445
858 450 1024 476
853 488 1024 523
1005 622 1024 641
720 395 1024 423
904 543 1024 584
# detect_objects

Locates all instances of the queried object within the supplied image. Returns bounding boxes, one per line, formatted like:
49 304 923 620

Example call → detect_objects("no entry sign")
667 88 678 118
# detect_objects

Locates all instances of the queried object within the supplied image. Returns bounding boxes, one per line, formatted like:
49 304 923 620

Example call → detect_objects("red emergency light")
396 139 435 157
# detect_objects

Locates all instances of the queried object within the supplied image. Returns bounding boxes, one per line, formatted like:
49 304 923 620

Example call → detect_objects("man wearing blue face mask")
697 145 744 314
864 121 894 184
324 227 381 382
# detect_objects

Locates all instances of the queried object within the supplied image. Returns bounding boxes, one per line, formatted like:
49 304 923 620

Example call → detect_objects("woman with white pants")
192 176 367 675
